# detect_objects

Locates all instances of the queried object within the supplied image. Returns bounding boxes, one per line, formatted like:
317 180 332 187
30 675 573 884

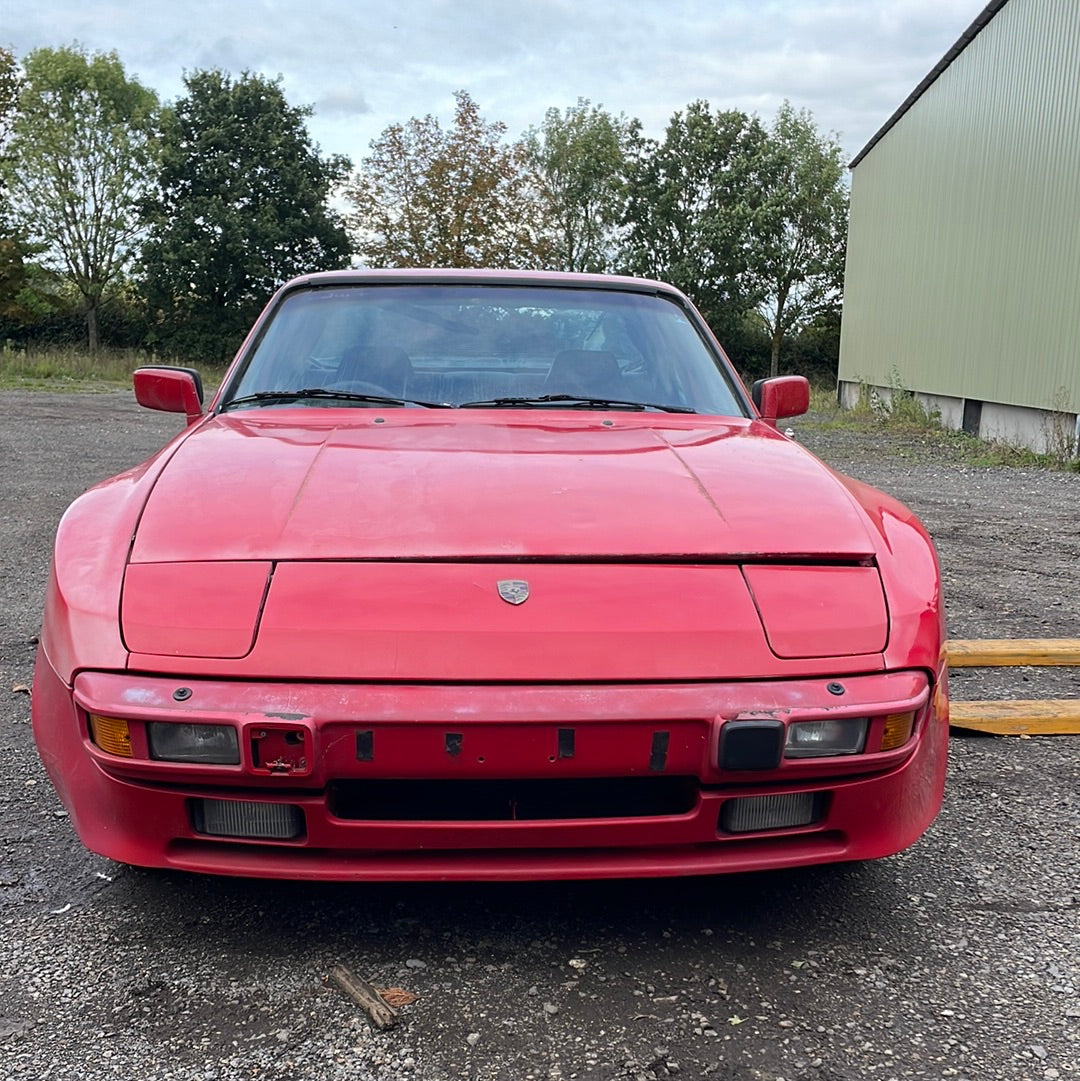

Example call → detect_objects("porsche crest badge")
497 579 530 605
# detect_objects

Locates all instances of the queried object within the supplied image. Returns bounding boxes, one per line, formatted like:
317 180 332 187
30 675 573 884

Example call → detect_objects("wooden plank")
946 638 1080 667
949 699 1080 736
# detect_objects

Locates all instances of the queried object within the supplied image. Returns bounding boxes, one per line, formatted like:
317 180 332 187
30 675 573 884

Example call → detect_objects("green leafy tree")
1 45 159 352
0 44 20 215
141 69 351 360
0 45 24 319
0 237 27 322
620 102 771 345
346 90 547 268
524 99 634 273
0 45 17 161
753 103 848 377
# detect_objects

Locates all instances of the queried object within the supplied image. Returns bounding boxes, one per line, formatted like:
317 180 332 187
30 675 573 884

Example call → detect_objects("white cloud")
6 0 986 163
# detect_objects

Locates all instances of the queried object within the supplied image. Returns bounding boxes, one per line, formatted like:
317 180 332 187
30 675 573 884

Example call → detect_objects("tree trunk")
86 299 99 355
769 286 789 379
769 325 783 379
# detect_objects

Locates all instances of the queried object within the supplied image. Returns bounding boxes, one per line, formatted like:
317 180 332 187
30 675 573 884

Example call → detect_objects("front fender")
40 438 188 683
834 474 947 674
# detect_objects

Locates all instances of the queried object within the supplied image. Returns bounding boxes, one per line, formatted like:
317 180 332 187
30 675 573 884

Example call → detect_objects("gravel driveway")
1 390 1077 1081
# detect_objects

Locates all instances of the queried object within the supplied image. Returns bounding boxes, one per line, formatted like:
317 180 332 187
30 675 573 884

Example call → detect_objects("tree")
0 45 17 159
0 46 24 319
753 103 848 378
0 45 19 208
620 102 771 345
346 90 547 268
0 237 26 322
523 99 633 273
141 69 352 360
1 46 159 352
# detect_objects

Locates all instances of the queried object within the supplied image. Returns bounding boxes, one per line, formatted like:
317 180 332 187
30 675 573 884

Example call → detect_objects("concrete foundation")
837 381 1079 459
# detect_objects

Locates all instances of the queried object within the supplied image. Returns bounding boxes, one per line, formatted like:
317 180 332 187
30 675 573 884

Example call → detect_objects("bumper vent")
328 777 698 822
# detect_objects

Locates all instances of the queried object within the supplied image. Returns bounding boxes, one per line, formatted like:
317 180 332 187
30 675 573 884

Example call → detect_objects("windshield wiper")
221 388 452 410
458 394 697 414
222 389 695 414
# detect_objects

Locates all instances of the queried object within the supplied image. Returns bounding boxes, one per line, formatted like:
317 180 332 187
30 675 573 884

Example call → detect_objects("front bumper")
32 655 948 881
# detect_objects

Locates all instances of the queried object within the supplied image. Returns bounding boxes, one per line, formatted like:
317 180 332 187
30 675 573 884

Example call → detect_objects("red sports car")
32 270 948 881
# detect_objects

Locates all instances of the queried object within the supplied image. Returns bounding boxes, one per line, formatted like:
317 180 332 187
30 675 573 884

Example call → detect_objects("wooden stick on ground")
328 963 399 1030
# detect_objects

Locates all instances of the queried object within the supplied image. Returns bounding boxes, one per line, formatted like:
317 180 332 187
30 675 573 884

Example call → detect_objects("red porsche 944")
32 270 948 881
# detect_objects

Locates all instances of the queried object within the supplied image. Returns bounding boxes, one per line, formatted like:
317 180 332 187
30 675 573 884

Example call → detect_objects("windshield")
221 284 746 416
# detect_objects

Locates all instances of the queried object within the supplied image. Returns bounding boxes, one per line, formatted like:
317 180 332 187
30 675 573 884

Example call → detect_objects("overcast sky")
6 0 985 165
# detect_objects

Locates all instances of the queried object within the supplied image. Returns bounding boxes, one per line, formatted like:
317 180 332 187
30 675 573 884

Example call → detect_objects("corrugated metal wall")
839 0 1080 413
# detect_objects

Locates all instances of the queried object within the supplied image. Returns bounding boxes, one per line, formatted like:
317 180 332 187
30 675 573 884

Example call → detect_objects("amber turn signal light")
89 714 134 757
880 711 916 751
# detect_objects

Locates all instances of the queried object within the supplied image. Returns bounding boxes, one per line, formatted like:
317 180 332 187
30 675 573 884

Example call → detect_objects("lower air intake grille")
328 777 698 822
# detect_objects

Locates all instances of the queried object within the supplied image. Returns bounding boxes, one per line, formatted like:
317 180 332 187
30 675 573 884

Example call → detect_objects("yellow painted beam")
946 638 1080 667
949 699 1080 736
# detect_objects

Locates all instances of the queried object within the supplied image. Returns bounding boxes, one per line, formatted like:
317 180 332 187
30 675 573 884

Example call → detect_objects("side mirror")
133 366 205 426
751 376 810 424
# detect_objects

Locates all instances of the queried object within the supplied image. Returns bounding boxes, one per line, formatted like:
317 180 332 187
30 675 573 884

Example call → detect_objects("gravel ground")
0 390 1077 1081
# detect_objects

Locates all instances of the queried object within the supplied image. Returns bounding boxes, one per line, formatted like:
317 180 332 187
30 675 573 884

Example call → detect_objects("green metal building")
838 0 1080 456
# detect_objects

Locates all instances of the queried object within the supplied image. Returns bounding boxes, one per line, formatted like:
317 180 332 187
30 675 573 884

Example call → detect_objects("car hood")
130 411 877 562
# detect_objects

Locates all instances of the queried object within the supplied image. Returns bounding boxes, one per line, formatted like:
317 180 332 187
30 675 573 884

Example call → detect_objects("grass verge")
0 345 227 394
